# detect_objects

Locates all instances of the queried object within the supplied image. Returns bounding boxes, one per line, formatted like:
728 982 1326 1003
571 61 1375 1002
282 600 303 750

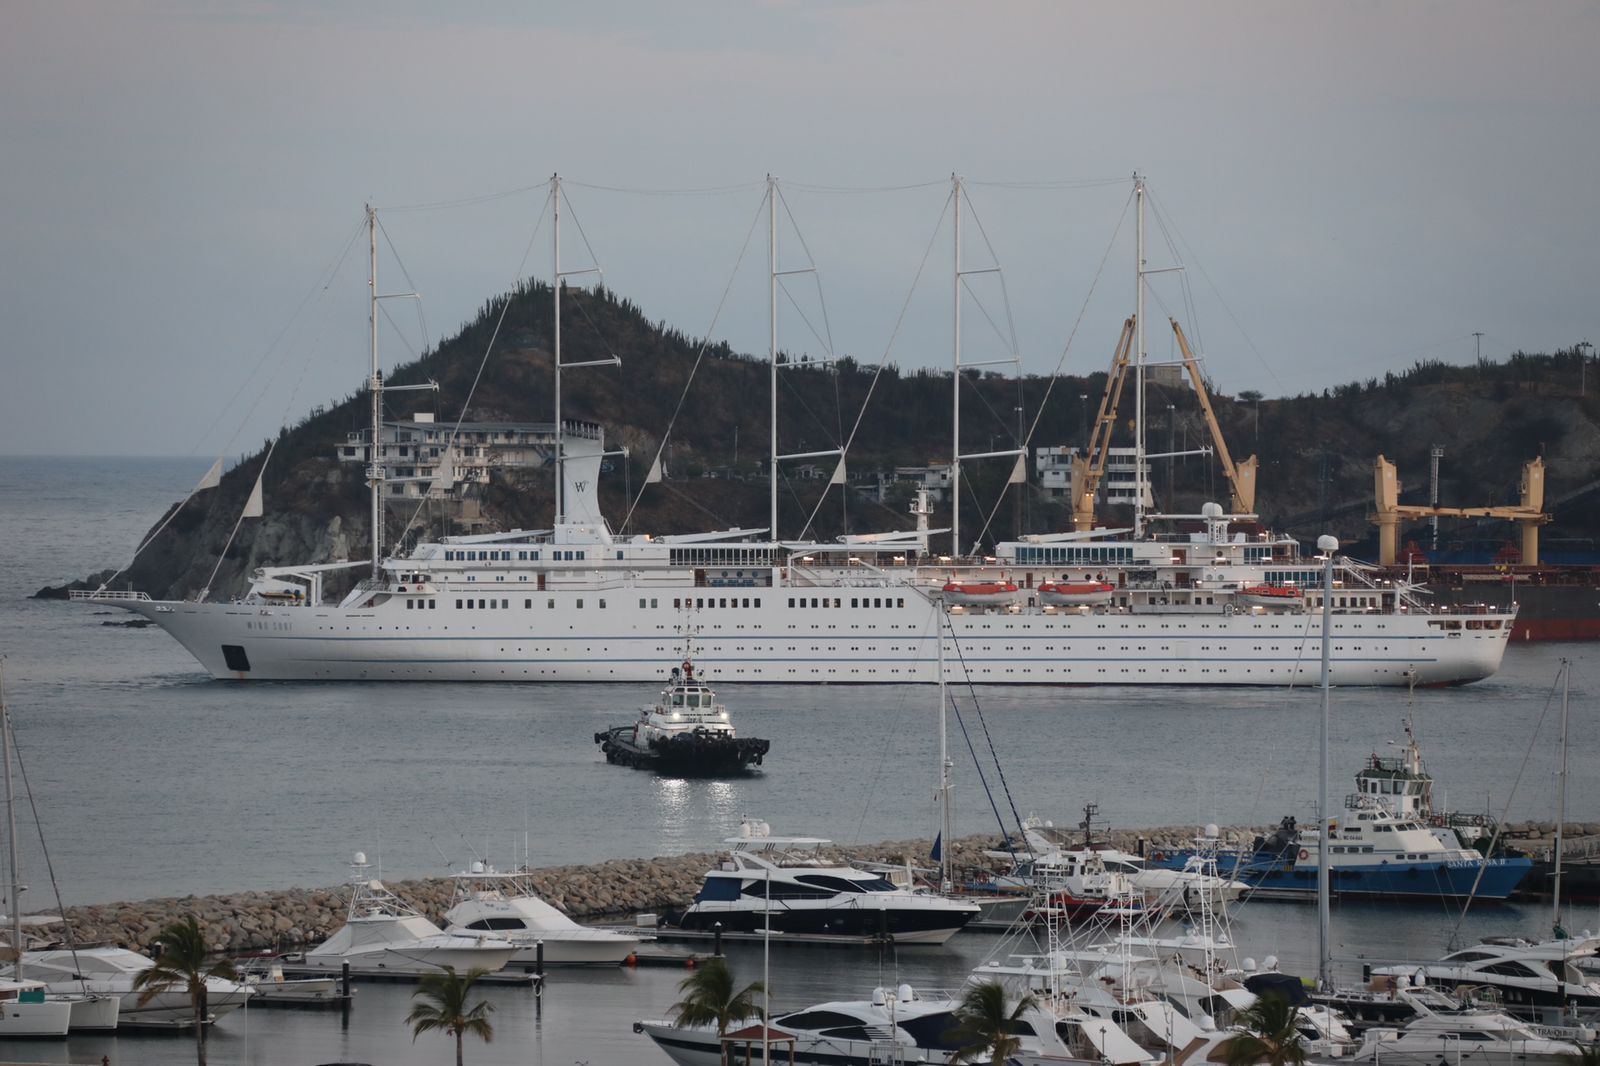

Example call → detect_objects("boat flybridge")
666 818 980 945
441 861 641 966
297 853 519 977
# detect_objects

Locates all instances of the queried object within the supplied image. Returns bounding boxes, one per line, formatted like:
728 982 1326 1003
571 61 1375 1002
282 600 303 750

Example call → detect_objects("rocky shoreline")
45 822 1586 955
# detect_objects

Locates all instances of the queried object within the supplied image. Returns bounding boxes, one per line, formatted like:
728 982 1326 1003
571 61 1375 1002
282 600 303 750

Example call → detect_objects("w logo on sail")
574 480 590 493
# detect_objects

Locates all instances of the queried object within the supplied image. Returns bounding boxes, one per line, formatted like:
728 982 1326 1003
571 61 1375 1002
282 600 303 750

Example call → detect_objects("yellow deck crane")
1371 455 1550 565
1069 316 1258 531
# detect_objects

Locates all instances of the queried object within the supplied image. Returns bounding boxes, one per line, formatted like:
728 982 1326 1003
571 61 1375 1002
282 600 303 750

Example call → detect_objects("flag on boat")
195 457 223 491
241 471 264 518
930 832 942 863
828 457 847 486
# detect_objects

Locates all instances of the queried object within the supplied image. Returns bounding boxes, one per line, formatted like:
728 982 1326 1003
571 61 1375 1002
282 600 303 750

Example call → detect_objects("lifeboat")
1038 581 1114 607
1236 584 1302 609
941 581 1019 606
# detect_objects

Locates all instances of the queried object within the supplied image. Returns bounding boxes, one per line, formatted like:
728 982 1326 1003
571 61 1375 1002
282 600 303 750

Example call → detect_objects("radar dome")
353 851 367 866
1202 502 1223 518
1317 534 1339 553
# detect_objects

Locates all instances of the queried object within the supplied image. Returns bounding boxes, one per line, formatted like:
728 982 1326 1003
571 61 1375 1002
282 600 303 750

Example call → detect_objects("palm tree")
943 979 1040 1066
407 965 496 1066
131 914 239 1066
668 957 766 1038
1215 991 1308 1066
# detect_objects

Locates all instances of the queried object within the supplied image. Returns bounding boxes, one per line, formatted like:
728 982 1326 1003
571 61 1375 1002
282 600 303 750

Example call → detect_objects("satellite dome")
1201 502 1223 518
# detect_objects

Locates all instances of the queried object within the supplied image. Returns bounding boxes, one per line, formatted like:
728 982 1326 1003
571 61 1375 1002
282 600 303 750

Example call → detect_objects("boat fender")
1297 848 1310 861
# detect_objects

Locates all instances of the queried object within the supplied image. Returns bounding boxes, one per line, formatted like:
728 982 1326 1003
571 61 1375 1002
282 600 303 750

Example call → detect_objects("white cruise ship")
78 183 1515 686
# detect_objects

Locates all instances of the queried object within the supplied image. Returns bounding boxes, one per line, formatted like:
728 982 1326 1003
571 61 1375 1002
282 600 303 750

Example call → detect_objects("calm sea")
0 454 1594 1065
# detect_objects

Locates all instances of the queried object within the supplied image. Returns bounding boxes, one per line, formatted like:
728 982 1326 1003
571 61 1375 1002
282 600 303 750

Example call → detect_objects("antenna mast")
367 205 383 579
1134 174 1147 538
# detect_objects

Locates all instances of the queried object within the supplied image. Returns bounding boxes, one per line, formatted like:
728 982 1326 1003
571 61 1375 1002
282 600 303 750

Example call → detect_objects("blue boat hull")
1150 852 1531 900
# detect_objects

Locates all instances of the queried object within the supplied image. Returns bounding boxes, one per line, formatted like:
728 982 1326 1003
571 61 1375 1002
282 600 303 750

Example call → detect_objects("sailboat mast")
552 175 564 523
367 204 383 580
1317 533 1337 989
769 175 778 541
1 670 21 980
1555 658 1570 936
937 606 951 893
951 174 963 558
1133 174 1147 539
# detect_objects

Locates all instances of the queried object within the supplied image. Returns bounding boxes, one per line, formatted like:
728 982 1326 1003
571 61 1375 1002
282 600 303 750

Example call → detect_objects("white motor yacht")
1353 1001 1587 1066
442 862 640 966
667 819 979 945
22 945 249 1029
1374 934 1600 1023
299 853 518 977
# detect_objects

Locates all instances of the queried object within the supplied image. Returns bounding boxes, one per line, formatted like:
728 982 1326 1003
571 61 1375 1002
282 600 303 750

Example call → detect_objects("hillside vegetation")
67 281 1600 600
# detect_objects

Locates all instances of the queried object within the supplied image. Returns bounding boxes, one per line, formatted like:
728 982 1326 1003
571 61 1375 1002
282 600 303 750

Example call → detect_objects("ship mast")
1133 174 1147 539
769 175 778 540
547 174 613 526
367 205 383 579
1 668 21 983
1317 533 1338 989
952 174 963 558
937 606 952 894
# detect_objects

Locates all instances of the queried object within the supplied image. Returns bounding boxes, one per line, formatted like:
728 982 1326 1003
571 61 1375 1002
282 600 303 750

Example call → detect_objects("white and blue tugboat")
1149 734 1531 900
595 659 770 775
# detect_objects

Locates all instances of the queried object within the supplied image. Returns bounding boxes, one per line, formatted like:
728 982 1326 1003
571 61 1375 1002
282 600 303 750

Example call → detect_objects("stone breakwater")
45 821 1587 955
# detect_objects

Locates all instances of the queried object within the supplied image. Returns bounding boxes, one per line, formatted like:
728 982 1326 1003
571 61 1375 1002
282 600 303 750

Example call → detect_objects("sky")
2 1 1597 457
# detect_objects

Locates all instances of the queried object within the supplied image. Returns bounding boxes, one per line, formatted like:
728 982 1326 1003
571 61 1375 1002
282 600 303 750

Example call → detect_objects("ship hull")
1153 851 1531 900
100 596 1513 686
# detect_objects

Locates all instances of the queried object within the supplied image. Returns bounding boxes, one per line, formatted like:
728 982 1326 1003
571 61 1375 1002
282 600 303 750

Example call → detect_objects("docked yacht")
666 820 979 945
442 862 640 966
1374 935 1600 1023
1352 996 1588 1066
0 977 73 1038
637 981 1160 1066
23 945 250 1029
296 853 518 977
594 659 770 774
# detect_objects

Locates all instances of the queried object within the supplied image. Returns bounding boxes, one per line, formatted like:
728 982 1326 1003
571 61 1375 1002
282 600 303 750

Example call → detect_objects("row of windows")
674 597 763 609
1014 546 1136 564
444 549 540 561
786 596 906 609
404 600 438 609
1263 570 1321 585
668 549 774 566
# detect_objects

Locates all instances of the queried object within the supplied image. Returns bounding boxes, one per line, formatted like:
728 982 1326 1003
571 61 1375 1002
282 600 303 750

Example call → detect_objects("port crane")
1371 454 1550 565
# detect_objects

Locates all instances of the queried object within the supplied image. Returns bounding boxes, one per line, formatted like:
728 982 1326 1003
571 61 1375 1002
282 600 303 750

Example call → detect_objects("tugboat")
594 660 770 774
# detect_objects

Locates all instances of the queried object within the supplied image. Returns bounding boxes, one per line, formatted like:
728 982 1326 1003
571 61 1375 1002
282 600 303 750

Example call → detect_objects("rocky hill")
38 280 1600 600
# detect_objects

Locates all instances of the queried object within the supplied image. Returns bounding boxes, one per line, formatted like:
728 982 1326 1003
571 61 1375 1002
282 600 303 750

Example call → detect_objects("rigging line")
199 445 276 602
563 178 764 197
0 683 88 987
1448 666 1562 947
775 359 842 449
960 188 1023 356
1145 187 1281 394
948 696 1017 855
397 196 551 540
775 187 836 359
188 216 369 459
959 274 1019 357
377 301 422 363
777 278 835 362
620 190 765 534
1015 185 1134 462
783 178 949 194
967 177 1129 190
375 216 432 352
796 191 953 541
1146 194 1206 365
945 621 1027 841
381 179 552 214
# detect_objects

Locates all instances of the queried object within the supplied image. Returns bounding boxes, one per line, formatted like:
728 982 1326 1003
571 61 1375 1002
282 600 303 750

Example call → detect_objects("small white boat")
442 862 640 966
1353 1002 1585 1066
235 956 344 1003
299 853 517 977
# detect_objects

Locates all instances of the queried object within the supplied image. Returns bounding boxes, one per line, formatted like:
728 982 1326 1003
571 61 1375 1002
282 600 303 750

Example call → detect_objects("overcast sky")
3 1 1596 458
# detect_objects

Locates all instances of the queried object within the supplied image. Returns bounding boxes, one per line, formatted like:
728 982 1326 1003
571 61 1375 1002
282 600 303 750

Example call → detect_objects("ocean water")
0 454 1595 1065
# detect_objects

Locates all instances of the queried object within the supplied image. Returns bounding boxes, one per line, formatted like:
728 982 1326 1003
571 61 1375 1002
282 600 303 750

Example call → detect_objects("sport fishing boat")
594 659 769 774
664 819 979 945
441 861 641 966
77 181 1515 687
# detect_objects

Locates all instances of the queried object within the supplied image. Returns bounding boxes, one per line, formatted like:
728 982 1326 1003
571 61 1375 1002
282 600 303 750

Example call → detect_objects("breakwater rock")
49 827 1258 955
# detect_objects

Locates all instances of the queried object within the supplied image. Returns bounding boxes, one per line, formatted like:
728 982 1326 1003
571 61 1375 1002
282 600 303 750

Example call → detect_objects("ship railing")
69 589 151 602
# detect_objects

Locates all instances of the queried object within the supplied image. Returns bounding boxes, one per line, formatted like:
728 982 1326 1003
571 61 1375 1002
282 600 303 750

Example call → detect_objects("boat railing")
69 589 150 602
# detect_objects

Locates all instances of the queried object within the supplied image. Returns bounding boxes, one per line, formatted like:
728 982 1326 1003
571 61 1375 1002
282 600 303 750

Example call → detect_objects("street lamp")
1580 340 1594 398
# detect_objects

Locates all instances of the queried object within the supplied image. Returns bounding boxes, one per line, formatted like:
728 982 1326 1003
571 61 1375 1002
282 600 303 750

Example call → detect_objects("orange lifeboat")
1038 581 1115 607
941 581 1019 606
1236 584 1302 609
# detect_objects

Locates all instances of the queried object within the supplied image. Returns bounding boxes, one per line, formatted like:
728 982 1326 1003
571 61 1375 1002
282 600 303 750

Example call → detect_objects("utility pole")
1429 445 1445 553
1579 340 1594 398
1167 403 1176 511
